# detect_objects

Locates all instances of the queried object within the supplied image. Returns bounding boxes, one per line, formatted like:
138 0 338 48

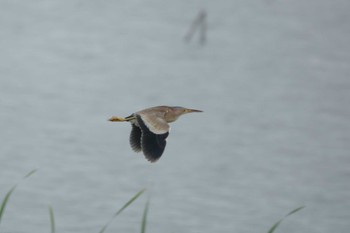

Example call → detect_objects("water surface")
0 1 349 233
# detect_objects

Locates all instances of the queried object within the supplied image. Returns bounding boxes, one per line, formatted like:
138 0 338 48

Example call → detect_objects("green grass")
0 185 17 225
267 206 305 233
99 188 146 233
48 205 56 233
1 171 305 233
140 199 150 233
0 169 37 226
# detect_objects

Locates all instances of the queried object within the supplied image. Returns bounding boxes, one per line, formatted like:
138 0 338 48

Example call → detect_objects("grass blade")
24 169 37 178
140 199 150 233
99 188 146 233
267 219 282 233
99 224 108 233
0 169 37 226
49 205 55 233
0 185 17 225
285 206 305 217
113 188 146 217
267 206 305 233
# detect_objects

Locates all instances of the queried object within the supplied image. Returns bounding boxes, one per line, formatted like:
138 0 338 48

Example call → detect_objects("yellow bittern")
109 106 202 162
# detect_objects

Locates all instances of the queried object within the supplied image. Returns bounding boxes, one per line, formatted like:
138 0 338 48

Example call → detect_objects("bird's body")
109 106 202 162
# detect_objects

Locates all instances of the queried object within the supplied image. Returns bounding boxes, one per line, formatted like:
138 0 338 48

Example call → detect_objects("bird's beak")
185 108 203 113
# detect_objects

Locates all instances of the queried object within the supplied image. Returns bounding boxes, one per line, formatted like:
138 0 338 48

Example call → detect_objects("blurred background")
0 0 349 232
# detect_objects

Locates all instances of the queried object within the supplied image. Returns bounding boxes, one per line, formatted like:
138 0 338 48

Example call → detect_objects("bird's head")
165 106 202 122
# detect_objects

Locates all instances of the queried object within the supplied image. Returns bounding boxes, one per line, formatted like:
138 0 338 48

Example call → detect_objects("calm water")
1 1 349 233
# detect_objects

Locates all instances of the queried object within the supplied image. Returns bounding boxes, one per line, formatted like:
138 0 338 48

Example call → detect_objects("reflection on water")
0 1 349 233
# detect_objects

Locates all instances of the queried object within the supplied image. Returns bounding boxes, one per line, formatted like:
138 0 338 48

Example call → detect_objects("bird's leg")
124 115 136 121
109 116 128 122
109 115 136 122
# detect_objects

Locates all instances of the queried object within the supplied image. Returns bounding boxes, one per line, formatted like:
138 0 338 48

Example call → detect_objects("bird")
109 106 202 162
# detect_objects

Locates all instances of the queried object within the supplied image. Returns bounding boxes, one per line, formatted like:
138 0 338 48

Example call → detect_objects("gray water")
1 1 349 233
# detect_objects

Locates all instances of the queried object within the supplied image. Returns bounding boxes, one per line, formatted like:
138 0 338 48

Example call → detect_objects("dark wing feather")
129 123 142 152
136 114 169 162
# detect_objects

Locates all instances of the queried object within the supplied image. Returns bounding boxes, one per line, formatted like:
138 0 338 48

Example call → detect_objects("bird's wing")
129 123 142 152
136 114 169 162
138 112 170 134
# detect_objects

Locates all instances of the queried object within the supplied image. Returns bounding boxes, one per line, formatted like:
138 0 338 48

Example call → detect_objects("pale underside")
138 112 170 134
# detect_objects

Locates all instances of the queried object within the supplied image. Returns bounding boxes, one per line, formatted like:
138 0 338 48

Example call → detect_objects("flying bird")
109 106 202 162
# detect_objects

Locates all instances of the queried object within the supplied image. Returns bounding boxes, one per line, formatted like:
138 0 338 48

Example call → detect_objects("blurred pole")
184 9 207 45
